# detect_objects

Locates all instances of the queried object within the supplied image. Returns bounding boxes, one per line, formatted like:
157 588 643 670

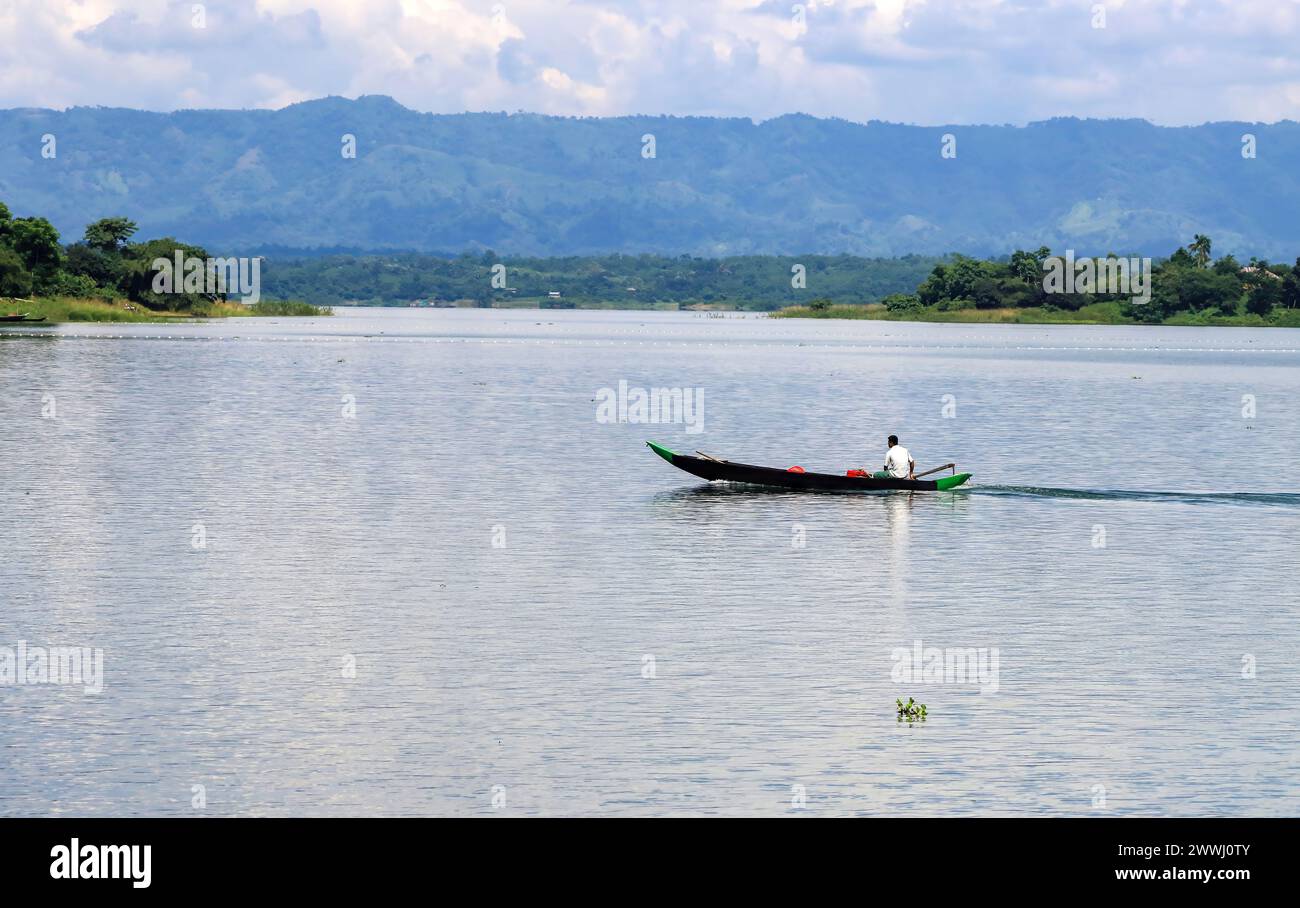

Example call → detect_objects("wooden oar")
912 463 956 480
695 451 729 463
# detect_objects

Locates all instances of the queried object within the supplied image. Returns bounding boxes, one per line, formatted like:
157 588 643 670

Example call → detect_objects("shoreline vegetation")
3 296 328 324
261 251 937 309
6 200 1296 327
776 237 1300 328
0 202 328 323
261 237 1300 328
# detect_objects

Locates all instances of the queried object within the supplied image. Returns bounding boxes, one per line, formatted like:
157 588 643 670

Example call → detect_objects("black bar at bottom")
0 817 1288 893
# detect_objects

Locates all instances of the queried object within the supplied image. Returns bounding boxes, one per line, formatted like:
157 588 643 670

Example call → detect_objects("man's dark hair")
888 435 899 446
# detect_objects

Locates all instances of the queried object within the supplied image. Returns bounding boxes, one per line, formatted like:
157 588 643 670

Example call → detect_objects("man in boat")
872 435 915 480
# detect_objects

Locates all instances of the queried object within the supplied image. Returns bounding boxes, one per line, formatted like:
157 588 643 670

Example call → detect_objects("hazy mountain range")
3 96 1298 259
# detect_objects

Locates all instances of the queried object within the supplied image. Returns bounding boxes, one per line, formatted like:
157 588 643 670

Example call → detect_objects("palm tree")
1188 234 1212 268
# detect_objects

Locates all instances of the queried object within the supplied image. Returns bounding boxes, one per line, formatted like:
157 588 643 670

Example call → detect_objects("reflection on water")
1 308 1298 816
885 493 912 610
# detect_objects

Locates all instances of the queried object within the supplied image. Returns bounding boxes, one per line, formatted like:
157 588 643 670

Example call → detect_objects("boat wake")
975 485 1300 509
649 481 1300 510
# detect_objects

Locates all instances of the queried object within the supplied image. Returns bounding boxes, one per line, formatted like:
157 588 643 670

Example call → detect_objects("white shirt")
884 444 913 478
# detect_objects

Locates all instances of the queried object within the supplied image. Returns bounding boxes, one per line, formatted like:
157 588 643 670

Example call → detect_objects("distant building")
1240 266 1282 281
542 289 573 309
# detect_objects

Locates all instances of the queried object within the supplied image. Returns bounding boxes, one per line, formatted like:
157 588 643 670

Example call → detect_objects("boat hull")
647 441 971 492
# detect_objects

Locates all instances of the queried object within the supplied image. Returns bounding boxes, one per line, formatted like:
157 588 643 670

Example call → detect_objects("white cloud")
0 0 1298 124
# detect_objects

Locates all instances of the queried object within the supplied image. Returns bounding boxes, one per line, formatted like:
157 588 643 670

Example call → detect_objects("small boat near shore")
0 314 46 322
648 441 971 491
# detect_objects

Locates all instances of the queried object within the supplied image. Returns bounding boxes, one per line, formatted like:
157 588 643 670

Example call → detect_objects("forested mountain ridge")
2 96 1298 258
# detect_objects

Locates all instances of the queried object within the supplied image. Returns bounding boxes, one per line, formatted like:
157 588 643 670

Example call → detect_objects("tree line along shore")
245 240 1300 327
775 237 1300 327
0 202 326 322
4 202 1296 327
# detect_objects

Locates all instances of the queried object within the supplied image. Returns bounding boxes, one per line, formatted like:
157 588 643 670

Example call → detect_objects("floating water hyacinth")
897 697 928 723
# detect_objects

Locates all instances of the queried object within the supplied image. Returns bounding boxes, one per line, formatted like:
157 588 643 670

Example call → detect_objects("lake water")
2 308 1298 816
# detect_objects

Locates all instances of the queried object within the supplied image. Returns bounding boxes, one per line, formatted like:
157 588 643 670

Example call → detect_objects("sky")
3 0 1299 124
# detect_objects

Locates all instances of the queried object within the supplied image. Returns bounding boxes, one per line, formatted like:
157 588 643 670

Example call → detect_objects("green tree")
7 217 62 292
66 243 129 291
1188 234 1212 268
916 263 950 306
916 255 990 309
121 238 220 310
0 247 33 297
1180 267 1242 313
946 256 992 301
1242 260 1282 316
1211 254 1241 276
50 271 100 299
1281 258 1300 308
1008 249 1041 285
970 275 1003 309
1245 279 1281 316
994 274 1036 308
882 293 919 311
83 217 138 252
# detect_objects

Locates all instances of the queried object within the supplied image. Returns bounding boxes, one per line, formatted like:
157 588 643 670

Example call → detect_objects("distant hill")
2 96 1298 258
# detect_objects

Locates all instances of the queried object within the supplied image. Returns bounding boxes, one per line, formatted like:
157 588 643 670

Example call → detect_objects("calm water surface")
2 308 1297 816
